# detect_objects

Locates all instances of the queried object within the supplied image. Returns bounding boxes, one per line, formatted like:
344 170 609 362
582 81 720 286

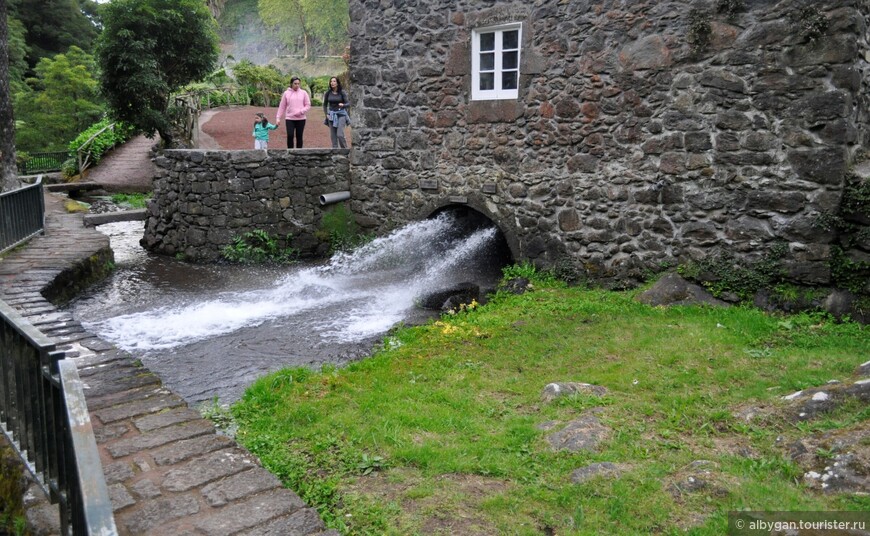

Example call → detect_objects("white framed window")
471 23 522 101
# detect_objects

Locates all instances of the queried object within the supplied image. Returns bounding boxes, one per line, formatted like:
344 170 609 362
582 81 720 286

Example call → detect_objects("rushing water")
67 213 510 404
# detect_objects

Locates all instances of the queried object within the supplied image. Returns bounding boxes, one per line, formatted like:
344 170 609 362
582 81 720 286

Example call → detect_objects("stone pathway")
85 135 157 193
0 192 335 535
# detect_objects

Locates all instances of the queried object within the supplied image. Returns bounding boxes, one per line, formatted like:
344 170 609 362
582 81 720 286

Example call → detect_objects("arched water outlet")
69 212 513 404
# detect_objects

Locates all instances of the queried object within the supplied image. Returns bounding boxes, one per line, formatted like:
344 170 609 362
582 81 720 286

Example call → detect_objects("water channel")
65 212 511 404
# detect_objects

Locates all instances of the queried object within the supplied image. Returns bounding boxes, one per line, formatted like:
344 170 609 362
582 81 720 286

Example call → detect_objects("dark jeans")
285 119 306 148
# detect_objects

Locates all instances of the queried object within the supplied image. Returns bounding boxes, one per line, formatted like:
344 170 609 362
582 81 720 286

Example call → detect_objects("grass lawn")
227 279 869 535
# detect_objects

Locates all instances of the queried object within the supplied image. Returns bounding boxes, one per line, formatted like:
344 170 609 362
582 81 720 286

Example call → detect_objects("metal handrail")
0 299 117 536
0 177 45 255
17 152 67 174
76 123 116 175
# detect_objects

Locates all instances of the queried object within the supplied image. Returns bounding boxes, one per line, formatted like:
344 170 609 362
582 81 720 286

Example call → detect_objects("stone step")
84 209 148 227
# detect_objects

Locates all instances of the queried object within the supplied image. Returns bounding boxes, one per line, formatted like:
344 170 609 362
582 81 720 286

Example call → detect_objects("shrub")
222 229 297 264
68 118 138 172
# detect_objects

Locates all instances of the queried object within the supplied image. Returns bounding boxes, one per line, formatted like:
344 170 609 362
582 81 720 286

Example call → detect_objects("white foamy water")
86 214 501 351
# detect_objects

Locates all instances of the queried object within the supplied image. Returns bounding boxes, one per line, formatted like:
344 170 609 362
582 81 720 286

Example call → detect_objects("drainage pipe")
319 191 351 205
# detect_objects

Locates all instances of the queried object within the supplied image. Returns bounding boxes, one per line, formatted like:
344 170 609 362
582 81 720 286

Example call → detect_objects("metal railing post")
0 300 117 535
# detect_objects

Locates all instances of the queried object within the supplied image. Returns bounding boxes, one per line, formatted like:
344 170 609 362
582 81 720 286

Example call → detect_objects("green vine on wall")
686 9 712 57
815 171 870 294
678 242 788 300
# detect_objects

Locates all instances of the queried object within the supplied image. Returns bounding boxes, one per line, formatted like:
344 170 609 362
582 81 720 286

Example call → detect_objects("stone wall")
141 149 350 261
348 0 870 288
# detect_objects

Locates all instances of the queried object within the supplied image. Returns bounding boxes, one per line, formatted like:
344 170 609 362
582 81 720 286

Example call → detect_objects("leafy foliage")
96 0 219 144
110 192 152 209
815 172 870 294
8 0 100 69
678 243 789 300
67 118 137 171
231 60 289 107
222 229 298 264
13 46 104 152
258 0 348 59
5 17 29 93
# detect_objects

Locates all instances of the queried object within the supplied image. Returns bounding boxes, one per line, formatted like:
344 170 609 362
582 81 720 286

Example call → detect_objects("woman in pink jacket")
276 77 312 148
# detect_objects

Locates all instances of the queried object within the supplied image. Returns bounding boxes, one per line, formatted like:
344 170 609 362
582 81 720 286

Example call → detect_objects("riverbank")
230 272 869 534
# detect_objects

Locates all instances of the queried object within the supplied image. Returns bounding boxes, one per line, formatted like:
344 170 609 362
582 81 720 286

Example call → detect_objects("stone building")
347 0 870 288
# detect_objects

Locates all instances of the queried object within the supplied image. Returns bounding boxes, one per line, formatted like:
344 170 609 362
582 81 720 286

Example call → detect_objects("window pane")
480 72 494 91
502 71 517 90
502 30 518 49
480 32 495 51
502 51 518 70
480 52 494 71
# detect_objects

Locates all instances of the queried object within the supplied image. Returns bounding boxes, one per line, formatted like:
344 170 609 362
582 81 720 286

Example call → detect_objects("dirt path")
200 105 351 150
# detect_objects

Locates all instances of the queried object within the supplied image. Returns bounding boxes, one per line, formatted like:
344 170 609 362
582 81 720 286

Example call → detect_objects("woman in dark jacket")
323 77 350 149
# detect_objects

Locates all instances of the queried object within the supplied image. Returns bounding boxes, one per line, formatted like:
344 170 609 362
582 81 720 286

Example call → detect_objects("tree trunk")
0 0 21 191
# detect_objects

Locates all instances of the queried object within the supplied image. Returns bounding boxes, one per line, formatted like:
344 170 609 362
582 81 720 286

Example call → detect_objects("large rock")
546 412 611 452
418 282 480 310
541 382 608 402
636 273 728 307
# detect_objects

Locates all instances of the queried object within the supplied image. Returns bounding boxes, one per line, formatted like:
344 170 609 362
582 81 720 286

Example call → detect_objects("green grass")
110 192 151 209
231 284 868 535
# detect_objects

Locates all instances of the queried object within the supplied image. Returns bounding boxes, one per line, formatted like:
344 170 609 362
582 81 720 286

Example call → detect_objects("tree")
13 46 103 152
258 0 348 60
97 0 219 145
6 16 27 92
231 60 287 106
1 0 20 191
8 0 100 69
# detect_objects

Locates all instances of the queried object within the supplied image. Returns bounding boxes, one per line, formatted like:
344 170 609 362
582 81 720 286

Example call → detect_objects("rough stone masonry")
347 0 870 288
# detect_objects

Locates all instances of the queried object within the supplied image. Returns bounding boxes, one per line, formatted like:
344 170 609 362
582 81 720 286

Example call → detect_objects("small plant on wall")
789 6 828 43
222 229 297 264
686 8 712 57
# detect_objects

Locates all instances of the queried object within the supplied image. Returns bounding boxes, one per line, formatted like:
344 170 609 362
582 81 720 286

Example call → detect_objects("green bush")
60 158 78 179
14 152 30 173
68 118 137 171
222 229 298 264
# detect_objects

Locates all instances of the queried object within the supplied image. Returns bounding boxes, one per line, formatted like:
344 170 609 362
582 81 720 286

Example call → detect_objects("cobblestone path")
0 192 335 536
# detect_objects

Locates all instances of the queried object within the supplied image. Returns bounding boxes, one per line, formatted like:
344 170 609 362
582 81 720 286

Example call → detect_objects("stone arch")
412 195 520 263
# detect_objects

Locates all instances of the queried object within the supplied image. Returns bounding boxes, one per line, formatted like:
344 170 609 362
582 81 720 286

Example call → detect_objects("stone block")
161 449 256 492
93 392 186 424
788 149 847 185
201 468 283 507
122 495 200 534
618 35 672 71
236 507 325 536
193 489 306 536
134 407 204 433
106 420 216 458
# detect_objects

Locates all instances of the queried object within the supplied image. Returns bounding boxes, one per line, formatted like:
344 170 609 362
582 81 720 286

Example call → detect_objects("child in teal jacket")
253 112 278 149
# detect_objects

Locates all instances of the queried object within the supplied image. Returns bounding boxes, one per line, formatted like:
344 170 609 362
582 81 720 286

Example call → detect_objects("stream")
66 213 510 404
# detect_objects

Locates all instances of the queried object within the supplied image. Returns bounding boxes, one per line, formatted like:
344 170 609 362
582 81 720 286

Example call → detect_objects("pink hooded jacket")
276 87 311 122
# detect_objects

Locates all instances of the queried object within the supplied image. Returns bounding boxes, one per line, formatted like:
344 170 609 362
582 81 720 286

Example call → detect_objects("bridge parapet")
142 149 350 261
